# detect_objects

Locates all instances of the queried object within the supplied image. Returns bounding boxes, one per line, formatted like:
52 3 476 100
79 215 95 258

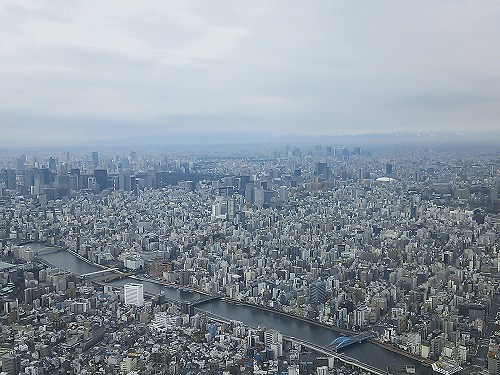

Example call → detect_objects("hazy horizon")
1 1 499 148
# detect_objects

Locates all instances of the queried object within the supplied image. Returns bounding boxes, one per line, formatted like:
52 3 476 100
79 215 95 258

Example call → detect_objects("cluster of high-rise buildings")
0 144 499 374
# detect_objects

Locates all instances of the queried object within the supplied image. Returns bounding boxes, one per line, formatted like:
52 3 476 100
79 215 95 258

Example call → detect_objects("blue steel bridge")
328 332 375 350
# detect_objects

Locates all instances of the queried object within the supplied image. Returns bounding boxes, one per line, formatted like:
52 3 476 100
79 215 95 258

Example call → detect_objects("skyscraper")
386 163 393 176
15 155 26 173
124 283 144 307
5 169 16 190
92 151 99 168
93 169 108 191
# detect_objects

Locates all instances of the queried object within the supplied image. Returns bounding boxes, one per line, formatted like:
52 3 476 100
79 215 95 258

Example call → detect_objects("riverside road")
34 243 433 374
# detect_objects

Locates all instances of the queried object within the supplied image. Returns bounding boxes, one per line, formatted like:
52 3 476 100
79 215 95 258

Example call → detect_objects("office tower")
308 281 326 305
29 168 46 195
92 151 99 168
279 186 288 203
5 169 16 190
386 163 393 175
119 173 138 191
124 283 144 307
180 270 191 286
181 301 195 316
68 168 80 191
245 184 255 204
227 198 236 218
254 188 265 208
308 283 318 305
93 169 108 191
15 155 26 173
130 175 137 193
238 175 251 193
314 162 327 176
316 281 326 304
48 157 57 171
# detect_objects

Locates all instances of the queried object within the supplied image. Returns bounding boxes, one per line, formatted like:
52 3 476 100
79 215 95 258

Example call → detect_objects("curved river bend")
36 245 432 373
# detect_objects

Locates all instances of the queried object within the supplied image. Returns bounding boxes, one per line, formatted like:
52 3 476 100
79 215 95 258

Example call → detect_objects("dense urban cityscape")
1 0 498 373
0 143 498 375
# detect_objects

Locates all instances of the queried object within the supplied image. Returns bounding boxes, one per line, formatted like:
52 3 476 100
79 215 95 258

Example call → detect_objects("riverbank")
370 339 434 366
224 298 435 366
224 298 353 336
33 243 434 373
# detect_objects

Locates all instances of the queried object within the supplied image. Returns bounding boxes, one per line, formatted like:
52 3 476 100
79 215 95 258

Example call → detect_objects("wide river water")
34 244 433 373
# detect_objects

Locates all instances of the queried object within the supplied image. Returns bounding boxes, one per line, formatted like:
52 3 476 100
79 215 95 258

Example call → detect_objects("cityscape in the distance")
1 1 499 374
0 143 498 375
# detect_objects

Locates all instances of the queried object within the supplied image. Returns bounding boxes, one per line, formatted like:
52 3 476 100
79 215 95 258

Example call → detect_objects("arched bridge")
329 332 375 350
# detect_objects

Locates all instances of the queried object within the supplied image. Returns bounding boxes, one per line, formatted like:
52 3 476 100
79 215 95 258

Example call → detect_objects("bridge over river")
286 336 386 375
329 331 376 350
32 243 434 374
189 292 224 306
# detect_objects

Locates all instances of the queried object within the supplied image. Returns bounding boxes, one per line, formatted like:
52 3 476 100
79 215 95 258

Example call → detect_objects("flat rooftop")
387 365 416 374
0 261 16 271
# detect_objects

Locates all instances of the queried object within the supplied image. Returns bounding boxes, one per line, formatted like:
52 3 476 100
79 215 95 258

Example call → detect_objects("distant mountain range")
2 130 499 153
100 130 500 149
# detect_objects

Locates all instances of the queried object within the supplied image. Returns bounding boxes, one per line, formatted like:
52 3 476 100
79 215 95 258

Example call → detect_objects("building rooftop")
0 261 15 271
387 364 416 374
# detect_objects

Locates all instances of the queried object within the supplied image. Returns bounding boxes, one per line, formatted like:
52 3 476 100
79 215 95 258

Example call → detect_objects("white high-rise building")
124 283 144 307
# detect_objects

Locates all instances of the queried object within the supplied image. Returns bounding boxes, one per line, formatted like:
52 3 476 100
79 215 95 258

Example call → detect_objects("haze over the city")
0 1 499 148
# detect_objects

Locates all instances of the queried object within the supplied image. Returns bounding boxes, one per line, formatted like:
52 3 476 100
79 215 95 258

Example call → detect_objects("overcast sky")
0 1 499 147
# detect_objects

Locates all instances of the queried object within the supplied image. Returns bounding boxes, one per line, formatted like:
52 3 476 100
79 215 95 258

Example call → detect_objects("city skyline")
1 1 499 148
0 145 498 373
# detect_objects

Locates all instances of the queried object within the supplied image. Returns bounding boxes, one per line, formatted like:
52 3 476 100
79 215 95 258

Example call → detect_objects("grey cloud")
0 1 499 147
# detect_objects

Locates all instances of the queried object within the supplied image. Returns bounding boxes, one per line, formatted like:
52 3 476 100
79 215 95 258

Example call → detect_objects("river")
32 243 433 373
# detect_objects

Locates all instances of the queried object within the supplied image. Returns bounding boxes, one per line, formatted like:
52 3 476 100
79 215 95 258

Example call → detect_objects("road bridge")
285 336 385 375
80 269 116 278
92 271 135 282
190 292 224 306
329 331 375 350
80 268 135 282
32 246 63 255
